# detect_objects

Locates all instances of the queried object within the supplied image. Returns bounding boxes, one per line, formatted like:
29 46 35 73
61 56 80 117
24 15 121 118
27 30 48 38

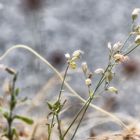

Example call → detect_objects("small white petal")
94 68 104 74
72 50 84 58
65 53 70 59
113 42 122 51
107 42 112 50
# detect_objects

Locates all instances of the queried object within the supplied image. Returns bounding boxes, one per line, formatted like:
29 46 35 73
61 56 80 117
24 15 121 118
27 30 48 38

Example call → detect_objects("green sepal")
47 102 53 110
53 101 62 113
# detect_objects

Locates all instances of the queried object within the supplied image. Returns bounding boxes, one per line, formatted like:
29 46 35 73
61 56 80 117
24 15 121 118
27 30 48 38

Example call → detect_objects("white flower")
107 42 112 50
94 68 104 74
114 54 124 61
112 42 122 51
113 53 129 63
135 35 140 44
107 42 122 52
65 53 71 59
72 50 84 58
132 8 140 21
107 86 118 94
85 78 92 86
81 62 88 73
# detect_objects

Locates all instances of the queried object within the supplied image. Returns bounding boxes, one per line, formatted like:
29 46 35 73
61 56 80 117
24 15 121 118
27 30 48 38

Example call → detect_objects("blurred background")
0 0 140 139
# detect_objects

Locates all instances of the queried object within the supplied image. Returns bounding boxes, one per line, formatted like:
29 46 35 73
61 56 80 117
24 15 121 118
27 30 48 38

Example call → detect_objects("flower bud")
69 61 77 69
65 53 71 59
107 86 118 94
133 25 140 35
132 8 140 21
85 78 92 86
81 62 88 73
5 67 16 75
0 64 16 75
113 42 122 51
72 50 84 58
94 68 104 74
105 71 113 82
135 35 140 44
114 54 129 63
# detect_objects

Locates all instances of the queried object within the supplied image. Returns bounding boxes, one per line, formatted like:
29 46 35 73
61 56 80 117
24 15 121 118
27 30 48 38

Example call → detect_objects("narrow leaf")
14 115 34 125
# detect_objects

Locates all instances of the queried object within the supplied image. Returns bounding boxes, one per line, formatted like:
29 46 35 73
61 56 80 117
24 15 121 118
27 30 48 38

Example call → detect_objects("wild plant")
0 8 140 140
0 66 33 140
46 8 140 140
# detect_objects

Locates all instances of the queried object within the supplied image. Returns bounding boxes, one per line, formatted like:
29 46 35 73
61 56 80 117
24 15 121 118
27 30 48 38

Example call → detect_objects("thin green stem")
56 114 63 140
70 62 115 139
70 77 106 139
58 64 69 101
7 74 17 140
63 63 111 139
94 63 111 94
120 34 132 51
62 97 90 138
0 45 127 129
70 98 92 140
124 44 140 56
48 114 55 140
7 115 13 140
54 64 70 140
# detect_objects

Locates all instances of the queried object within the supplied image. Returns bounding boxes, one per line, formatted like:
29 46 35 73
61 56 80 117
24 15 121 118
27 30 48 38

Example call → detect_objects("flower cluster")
65 50 84 69
113 54 129 63
108 42 122 52
108 42 129 63
131 8 140 45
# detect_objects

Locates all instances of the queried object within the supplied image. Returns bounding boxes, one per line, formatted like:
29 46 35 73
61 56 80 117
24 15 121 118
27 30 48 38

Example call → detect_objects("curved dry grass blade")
0 45 127 128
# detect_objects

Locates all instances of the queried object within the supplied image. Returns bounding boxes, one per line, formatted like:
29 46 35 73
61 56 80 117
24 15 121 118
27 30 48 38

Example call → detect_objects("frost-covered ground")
0 0 140 139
